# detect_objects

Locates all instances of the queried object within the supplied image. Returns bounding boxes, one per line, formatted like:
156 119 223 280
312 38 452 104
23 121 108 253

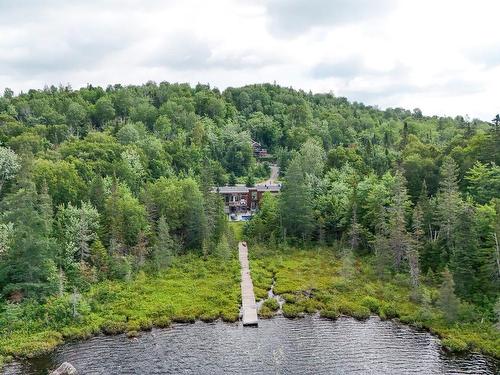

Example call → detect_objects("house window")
252 191 257 200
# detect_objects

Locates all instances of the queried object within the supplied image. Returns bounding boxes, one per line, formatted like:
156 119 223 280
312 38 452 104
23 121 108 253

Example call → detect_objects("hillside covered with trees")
0 82 499 361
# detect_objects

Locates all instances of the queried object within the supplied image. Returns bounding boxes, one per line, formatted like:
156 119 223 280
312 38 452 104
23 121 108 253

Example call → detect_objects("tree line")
0 82 498 319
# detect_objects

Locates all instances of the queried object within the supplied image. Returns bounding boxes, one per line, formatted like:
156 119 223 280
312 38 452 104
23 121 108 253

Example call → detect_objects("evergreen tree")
90 238 109 279
215 233 231 260
245 173 255 187
387 171 412 269
280 157 314 241
228 172 237 186
450 203 479 301
409 204 423 295
152 216 175 270
436 157 462 259
373 203 392 278
183 181 207 251
0 164 58 299
438 267 460 322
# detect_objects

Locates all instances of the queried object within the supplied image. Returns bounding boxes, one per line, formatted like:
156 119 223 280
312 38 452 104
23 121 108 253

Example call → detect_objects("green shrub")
126 321 141 332
254 287 269 300
127 330 139 338
320 308 340 320
442 337 468 353
258 305 274 319
281 293 298 303
263 298 279 311
200 312 218 322
380 303 399 320
221 309 239 323
61 324 99 341
338 302 370 320
153 316 171 328
136 318 153 331
360 296 381 313
172 313 196 323
101 320 127 335
282 303 305 319
297 298 324 313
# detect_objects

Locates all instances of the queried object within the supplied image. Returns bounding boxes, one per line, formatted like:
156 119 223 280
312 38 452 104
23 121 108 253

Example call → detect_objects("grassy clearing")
0 254 240 363
249 245 500 359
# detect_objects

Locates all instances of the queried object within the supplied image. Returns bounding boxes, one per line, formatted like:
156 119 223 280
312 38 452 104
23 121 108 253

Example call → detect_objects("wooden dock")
239 241 258 326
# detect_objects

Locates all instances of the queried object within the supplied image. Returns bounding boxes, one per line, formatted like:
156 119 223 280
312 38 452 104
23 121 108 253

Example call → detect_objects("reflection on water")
3 315 498 375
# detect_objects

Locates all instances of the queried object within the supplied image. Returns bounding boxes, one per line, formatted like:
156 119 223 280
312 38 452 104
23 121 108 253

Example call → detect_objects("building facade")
214 184 281 219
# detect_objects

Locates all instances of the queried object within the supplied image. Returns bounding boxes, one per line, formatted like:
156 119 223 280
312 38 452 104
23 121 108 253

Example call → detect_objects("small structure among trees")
251 140 268 158
214 184 280 219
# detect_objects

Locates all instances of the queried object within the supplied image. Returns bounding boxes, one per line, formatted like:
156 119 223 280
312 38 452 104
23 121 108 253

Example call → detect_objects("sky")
0 0 499 120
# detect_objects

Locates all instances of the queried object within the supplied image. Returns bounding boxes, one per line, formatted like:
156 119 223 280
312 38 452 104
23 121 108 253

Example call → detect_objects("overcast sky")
0 0 499 120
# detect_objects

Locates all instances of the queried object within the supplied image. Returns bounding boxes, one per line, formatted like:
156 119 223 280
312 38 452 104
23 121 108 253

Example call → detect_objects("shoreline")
3 313 499 372
1 249 499 369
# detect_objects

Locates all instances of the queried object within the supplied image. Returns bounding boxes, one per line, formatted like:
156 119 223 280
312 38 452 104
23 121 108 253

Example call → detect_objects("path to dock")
239 241 258 326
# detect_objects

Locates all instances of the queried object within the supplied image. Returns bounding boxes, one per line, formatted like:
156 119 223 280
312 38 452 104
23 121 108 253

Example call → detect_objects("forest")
0 82 499 361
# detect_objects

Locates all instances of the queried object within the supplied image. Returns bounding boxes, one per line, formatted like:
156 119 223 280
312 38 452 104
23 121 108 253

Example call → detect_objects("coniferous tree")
184 181 207 251
280 157 314 241
0 162 58 299
373 202 391 278
450 203 479 301
436 157 462 259
152 216 175 270
387 171 412 269
90 238 109 279
409 204 423 296
438 267 460 322
228 172 237 186
0 146 20 195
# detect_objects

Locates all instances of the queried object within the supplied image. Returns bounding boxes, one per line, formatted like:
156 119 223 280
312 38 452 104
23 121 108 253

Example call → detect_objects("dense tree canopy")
0 81 498 323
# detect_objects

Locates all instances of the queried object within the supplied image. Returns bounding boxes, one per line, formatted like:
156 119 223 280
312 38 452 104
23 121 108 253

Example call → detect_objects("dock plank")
238 241 258 326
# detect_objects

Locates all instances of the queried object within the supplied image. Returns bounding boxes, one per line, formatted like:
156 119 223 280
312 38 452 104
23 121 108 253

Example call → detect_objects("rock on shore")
50 362 77 375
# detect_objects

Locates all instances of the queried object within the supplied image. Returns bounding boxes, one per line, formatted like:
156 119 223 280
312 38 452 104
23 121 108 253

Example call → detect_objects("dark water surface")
3 315 498 375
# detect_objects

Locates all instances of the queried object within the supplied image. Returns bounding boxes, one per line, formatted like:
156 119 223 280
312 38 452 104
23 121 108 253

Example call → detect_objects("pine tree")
0 162 58 299
373 202 392 278
38 179 53 236
438 267 460 322
215 233 231 260
183 182 207 251
90 238 109 278
387 171 412 269
245 173 255 187
348 203 362 251
280 157 314 241
436 157 462 258
152 216 175 270
228 172 237 186
409 204 423 298
450 203 479 301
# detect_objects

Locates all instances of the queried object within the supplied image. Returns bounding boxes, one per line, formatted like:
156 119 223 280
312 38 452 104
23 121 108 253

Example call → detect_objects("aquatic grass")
258 305 275 319
282 303 305 318
320 308 340 320
441 337 468 353
360 296 381 314
0 254 241 362
249 247 500 360
262 298 279 311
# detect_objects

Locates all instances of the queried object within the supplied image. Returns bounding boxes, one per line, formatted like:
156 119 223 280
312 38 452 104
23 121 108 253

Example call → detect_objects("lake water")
3 315 498 375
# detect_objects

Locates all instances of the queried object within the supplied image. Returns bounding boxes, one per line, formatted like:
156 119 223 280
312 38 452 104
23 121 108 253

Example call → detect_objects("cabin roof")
213 184 281 194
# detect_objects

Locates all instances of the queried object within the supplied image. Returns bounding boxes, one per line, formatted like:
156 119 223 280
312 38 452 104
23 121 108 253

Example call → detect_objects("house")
251 140 268 158
214 183 281 220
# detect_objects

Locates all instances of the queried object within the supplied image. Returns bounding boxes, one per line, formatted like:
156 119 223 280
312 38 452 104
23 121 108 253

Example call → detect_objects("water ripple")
3 316 498 375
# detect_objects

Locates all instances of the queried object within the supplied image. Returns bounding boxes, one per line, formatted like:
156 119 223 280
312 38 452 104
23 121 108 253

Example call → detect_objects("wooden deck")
238 241 258 326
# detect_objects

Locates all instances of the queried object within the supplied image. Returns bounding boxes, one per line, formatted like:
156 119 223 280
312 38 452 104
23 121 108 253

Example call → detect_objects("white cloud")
0 0 499 120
